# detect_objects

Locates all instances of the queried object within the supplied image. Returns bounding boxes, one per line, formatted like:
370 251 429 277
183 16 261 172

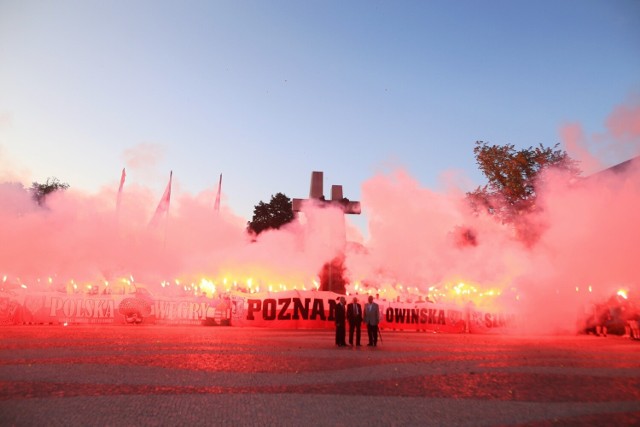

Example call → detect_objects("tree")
467 141 580 221
30 177 70 206
247 192 295 235
467 141 580 246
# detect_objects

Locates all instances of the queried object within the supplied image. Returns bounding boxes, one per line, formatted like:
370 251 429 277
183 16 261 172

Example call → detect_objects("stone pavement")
0 325 639 426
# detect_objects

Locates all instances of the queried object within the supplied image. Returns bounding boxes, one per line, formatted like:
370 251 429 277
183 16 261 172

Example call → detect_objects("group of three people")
335 295 380 347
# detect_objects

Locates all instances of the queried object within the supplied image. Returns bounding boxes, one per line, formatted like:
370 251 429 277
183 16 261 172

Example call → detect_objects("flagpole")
214 173 222 213
116 167 126 217
149 171 173 227
163 171 172 251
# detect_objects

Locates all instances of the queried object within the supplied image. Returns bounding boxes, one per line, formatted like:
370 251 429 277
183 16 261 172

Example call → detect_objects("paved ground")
0 325 639 426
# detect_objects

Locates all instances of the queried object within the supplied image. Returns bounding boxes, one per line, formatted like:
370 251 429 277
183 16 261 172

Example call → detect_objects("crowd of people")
581 293 640 340
334 295 380 347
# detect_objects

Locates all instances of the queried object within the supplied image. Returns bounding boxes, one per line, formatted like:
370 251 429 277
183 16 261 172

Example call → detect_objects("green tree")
247 192 294 235
467 141 580 221
466 141 580 246
30 177 70 206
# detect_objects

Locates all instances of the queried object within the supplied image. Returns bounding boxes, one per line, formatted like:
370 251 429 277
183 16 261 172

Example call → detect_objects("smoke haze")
1 101 638 333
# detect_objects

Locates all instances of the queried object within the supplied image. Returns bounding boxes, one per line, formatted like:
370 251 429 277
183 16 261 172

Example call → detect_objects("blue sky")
1 0 639 223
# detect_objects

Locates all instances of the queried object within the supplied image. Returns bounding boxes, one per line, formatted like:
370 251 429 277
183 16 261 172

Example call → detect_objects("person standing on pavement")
364 295 380 347
594 302 611 337
335 296 347 347
347 296 363 346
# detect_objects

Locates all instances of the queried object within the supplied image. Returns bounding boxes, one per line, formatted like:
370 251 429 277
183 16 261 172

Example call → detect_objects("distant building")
588 155 640 179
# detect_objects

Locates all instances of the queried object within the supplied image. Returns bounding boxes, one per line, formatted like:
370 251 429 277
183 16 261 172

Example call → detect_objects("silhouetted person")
594 303 610 337
347 296 363 346
335 296 347 347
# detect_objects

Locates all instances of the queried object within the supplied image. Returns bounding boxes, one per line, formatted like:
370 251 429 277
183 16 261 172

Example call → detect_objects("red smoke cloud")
607 99 640 142
562 96 640 174
342 156 639 334
1 100 638 334
0 175 346 297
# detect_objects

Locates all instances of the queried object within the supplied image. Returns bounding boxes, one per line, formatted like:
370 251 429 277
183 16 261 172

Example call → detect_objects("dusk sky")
1 0 639 225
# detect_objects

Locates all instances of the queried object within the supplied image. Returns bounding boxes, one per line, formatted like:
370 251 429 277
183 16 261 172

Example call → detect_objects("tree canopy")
467 141 580 221
465 141 580 246
247 192 295 235
30 177 70 206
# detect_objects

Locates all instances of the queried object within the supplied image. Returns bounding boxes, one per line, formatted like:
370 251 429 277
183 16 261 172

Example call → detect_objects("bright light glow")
199 278 216 296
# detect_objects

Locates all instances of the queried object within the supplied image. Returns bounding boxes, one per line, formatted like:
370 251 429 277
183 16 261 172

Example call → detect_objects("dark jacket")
347 303 363 324
335 303 346 325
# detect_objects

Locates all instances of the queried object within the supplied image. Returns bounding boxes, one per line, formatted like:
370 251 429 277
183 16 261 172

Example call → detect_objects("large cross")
292 171 361 215
292 171 360 294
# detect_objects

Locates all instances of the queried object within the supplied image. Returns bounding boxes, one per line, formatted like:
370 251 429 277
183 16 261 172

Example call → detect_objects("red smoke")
1 100 638 334
563 96 640 173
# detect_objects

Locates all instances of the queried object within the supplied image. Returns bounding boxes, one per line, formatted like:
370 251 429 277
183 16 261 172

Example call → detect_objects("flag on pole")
149 171 172 227
214 173 222 213
116 168 126 212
